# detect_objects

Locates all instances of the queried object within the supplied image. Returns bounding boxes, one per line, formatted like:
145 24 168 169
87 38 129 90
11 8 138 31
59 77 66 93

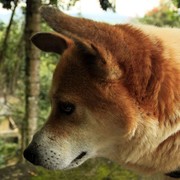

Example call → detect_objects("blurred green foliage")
0 0 15 9
0 139 18 168
173 0 180 8
140 0 180 27
38 52 59 126
32 159 139 180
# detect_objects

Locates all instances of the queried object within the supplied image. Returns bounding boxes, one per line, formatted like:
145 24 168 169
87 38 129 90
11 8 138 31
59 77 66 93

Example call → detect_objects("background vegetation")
140 0 180 27
0 0 180 179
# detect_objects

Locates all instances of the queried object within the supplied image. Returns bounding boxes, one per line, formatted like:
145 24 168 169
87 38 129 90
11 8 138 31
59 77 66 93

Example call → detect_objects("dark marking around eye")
58 102 75 115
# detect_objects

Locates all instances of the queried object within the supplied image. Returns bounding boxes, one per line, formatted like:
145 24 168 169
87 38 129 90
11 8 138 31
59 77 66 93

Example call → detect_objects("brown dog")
24 6 180 180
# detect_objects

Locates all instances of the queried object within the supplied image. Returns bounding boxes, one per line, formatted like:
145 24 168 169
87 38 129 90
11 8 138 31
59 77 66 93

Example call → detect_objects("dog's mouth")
65 151 88 169
72 151 87 163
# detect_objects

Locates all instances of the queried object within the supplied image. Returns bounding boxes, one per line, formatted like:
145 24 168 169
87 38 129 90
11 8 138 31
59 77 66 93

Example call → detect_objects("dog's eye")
59 102 75 115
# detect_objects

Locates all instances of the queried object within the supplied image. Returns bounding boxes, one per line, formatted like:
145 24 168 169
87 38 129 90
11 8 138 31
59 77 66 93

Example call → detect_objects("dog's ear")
75 40 122 81
40 6 92 38
31 31 122 81
40 6 111 45
31 32 73 54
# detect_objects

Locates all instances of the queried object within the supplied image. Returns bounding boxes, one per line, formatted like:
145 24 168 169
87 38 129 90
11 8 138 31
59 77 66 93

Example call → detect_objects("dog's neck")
112 121 180 175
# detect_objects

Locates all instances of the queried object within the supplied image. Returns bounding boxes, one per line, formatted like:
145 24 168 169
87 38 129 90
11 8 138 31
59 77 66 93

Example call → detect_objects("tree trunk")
22 0 41 156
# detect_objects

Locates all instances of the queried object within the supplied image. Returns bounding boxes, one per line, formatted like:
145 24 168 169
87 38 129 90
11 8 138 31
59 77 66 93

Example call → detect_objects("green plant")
31 159 139 180
0 139 19 168
139 1 180 27
38 52 59 126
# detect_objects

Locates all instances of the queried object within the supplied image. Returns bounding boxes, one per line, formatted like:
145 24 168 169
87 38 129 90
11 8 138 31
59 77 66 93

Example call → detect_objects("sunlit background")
0 0 161 23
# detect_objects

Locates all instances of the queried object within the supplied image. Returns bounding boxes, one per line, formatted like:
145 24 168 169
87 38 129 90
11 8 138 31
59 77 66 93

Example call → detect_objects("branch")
0 0 19 65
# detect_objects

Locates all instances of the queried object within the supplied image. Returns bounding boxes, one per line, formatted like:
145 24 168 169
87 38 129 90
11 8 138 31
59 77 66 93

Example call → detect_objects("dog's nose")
23 145 39 165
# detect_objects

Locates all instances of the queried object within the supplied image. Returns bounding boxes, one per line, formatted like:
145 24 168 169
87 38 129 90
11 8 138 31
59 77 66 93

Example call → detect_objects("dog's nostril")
23 146 39 165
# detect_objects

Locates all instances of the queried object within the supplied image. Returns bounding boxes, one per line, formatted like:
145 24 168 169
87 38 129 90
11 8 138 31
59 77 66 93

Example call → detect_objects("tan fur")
24 6 180 179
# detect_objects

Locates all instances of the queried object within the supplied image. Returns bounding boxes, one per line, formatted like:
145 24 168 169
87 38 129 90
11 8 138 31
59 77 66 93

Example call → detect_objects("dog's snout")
23 144 40 165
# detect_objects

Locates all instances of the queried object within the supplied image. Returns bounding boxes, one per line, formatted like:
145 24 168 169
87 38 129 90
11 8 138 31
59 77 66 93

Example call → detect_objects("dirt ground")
0 163 37 180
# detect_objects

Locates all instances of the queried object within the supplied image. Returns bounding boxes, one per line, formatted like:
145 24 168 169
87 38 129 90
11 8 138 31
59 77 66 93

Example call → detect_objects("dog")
24 6 180 180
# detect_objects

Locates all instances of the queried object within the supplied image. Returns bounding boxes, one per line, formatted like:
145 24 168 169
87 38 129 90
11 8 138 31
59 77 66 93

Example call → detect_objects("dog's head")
23 29 138 170
23 6 142 170
24 6 180 174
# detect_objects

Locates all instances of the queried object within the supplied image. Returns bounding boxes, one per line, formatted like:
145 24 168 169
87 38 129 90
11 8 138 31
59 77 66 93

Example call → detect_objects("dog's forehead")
50 49 95 99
